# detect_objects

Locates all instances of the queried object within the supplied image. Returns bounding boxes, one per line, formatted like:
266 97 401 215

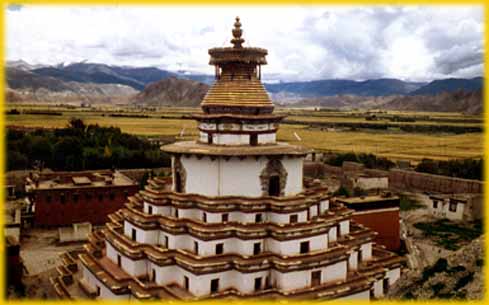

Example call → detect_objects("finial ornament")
231 16 245 48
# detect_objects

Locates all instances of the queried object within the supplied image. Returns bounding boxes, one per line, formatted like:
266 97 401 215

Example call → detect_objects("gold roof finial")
231 16 245 48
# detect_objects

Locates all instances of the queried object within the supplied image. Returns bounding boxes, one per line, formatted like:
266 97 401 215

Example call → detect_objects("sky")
6 5 484 82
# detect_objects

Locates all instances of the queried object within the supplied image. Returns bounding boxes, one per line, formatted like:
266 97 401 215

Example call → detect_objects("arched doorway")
268 175 280 196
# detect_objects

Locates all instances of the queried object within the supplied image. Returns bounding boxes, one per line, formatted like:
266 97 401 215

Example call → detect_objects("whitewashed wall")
178 156 303 197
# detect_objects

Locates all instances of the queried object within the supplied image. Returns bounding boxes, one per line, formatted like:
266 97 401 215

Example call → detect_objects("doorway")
311 270 321 286
268 175 280 196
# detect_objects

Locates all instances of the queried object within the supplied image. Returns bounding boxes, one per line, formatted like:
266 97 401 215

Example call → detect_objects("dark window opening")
268 175 280 197
358 250 363 262
131 228 136 241
164 236 169 248
208 134 213 144
250 134 258 146
175 172 182 193
383 278 390 292
300 241 310 254
216 243 224 255
60 194 66 204
203 212 207 222
253 242 261 255
148 205 153 215
98 194 103 202
290 214 298 223
222 213 229 222
433 201 438 208
311 270 321 286
449 202 457 212
73 193 79 203
210 279 219 293
96 286 101 296
255 213 263 223
194 241 199 254
151 269 156 282
184 276 189 290
117 255 121 267
254 277 262 291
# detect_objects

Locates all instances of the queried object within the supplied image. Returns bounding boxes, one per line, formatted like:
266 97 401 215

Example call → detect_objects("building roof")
161 141 311 157
25 170 136 191
336 194 399 205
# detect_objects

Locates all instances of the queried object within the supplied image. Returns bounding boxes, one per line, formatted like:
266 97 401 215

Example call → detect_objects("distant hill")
265 78 426 98
132 77 209 107
384 90 483 115
6 67 138 104
408 77 483 95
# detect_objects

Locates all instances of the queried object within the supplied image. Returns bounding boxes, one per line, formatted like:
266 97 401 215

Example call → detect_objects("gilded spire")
231 17 245 48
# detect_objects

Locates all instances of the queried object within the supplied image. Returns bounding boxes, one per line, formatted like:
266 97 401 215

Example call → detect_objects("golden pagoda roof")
201 17 273 110
201 78 273 108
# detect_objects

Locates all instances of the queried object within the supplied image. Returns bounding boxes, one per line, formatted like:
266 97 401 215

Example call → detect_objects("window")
268 175 280 196
148 205 153 215
117 255 121 267
210 279 219 293
203 212 207 223
215 243 224 255
254 277 262 291
300 241 310 254
60 194 66 204
383 278 389 292
98 193 103 202
46 195 52 203
208 134 213 144
290 214 298 223
131 228 137 241
253 242 261 255
164 236 169 248
449 202 457 212
222 213 229 222
73 193 79 203
175 209 179 218
250 134 258 146
433 200 438 209
151 269 156 282
175 172 182 193
255 214 263 223
96 286 101 296
311 270 321 286
184 276 189 290
194 241 199 254
265 276 271 289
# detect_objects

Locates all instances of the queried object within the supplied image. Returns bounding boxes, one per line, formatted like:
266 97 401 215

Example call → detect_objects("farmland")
5 103 483 162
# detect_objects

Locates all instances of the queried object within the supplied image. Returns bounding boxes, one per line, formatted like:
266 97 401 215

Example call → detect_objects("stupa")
52 17 404 300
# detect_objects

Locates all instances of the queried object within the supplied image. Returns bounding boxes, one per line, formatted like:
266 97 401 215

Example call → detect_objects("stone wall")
304 162 483 194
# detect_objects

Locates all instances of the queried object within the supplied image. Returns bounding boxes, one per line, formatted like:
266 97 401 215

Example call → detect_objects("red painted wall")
32 185 139 227
352 210 400 251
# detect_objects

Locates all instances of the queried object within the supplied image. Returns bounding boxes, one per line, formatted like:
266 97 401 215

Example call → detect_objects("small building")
428 193 482 221
336 193 401 251
25 170 139 227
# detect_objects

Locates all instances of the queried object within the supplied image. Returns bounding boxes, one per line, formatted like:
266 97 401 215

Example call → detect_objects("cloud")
6 5 484 82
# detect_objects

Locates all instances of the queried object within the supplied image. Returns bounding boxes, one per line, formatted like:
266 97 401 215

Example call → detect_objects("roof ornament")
231 16 245 48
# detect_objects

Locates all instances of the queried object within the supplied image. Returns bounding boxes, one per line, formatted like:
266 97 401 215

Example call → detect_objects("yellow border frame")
0 1 487 304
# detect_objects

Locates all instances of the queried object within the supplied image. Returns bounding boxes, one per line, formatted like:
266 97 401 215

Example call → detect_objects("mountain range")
5 61 484 113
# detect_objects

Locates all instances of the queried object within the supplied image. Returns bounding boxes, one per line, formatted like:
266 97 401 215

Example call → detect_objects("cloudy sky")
6 5 484 82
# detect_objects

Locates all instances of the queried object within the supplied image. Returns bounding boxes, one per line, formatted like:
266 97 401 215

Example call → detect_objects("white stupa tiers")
59 18 404 300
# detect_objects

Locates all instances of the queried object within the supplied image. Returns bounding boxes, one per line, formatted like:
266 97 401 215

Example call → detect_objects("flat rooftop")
336 194 399 205
26 170 136 191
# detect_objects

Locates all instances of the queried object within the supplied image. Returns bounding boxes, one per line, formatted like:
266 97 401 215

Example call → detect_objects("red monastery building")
26 170 138 227
51 18 404 300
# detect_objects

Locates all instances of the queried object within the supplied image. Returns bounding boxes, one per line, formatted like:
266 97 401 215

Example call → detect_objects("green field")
6 104 483 162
